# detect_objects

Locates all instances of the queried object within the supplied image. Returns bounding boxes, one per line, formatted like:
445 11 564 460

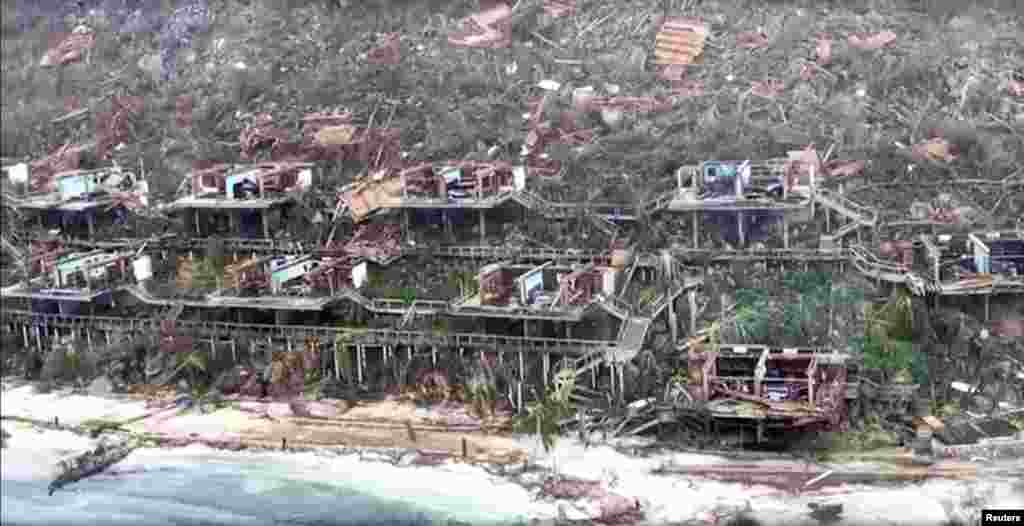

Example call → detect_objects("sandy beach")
3 379 1023 526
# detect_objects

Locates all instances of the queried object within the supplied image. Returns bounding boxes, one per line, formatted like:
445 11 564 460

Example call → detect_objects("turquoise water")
1 447 534 526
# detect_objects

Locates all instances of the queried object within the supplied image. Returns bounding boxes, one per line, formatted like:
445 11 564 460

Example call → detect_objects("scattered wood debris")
653 17 708 73
240 113 289 160
343 224 402 261
29 143 89 193
912 137 957 163
847 30 897 51
40 25 96 67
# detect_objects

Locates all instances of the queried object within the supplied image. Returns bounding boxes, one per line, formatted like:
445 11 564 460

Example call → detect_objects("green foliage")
733 288 771 342
398 286 418 306
860 288 918 378
172 349 209 392
190 257 222 291
514 368 576 453
334 337 354 385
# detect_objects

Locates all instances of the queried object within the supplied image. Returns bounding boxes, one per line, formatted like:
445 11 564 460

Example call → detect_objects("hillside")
2 0 1022 211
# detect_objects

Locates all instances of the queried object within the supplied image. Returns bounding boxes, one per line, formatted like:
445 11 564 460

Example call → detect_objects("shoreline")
5 379 1024 526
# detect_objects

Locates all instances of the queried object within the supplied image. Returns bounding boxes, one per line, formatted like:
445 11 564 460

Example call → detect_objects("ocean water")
1 442 540 526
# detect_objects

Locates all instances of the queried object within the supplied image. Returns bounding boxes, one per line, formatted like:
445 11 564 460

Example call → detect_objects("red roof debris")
990 319 1024 338
736 30 769 50
344 224 402 261
824 159 866 178
654 17 708 69
928 206 960 224
96 95 145 159
543 0 576 18
574 96 673 113
750 79 784 99
847 31 897 51
175 95 194 129
29 143 87 193
1008 79 1024 97
367 33 401 65
671 79 705 97
40 26 96 67
448 2 513 49
240 114 290 160
64 96 82 114
815 36 832 65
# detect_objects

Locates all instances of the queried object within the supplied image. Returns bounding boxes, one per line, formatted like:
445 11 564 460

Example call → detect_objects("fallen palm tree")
49 436 138 496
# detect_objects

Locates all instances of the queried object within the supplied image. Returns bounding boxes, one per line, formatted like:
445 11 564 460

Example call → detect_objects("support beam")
262 211 270 239
668 294 678 344
194 209 201 236
782 214 789 249
480 210 486 244
692 210 699 249
737 211 745 248
984 294 990 323
542 353 550 391
356 345 364 385
688 289 697 335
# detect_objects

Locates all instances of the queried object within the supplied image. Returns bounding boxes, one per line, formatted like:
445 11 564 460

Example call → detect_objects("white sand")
5 381 1022 525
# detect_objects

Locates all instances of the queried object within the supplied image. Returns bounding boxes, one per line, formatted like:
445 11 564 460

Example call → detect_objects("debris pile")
847 30 897 51
540 475 643 525
543 0 576 18
343 224 402 262
28 144 89 193
96 96 145 160
448 2 513 49
175 95 194 129
653 17 708 75
240 114 290 160
366 33 401 65
40 25 96 67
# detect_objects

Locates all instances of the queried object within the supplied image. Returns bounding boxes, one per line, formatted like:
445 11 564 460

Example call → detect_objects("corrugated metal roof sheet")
654 17 708 67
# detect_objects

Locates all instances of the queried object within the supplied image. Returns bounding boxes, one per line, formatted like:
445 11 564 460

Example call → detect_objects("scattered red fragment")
175 95 194 129
543 0 576 18
367 33 401 65
448 2 513 49
40 26 96 67
671 79 705 97
736 31 769 49
847 30 896 51
815 36 832 65
750 79 784 98
1008 79 1024 97
824 160 866 178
